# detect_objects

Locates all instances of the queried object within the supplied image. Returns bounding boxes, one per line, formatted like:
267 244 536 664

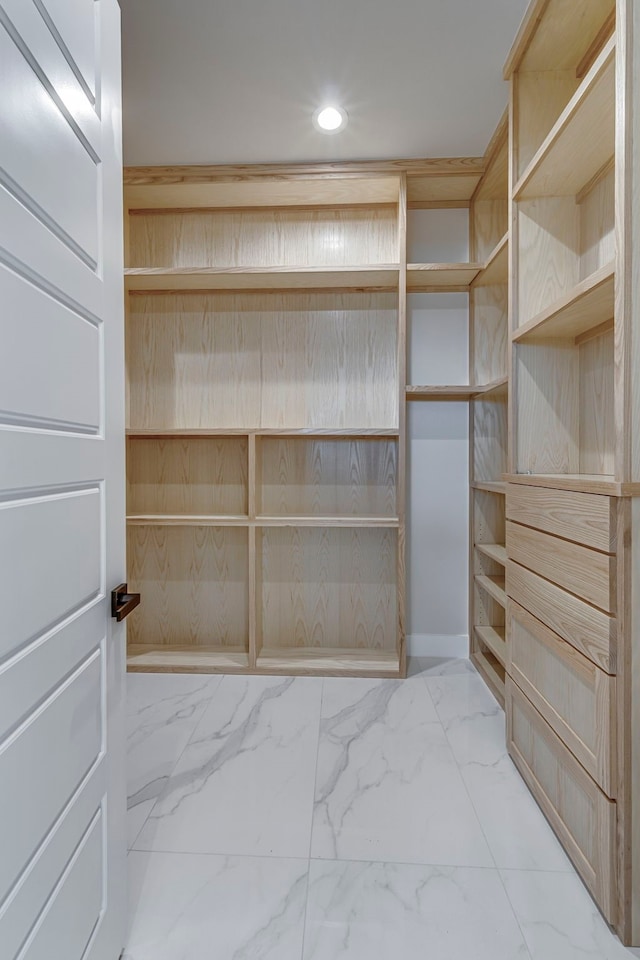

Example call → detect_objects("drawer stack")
505 483 619 922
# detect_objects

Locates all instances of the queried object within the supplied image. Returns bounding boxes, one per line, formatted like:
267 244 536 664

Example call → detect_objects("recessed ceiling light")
313 105 348 134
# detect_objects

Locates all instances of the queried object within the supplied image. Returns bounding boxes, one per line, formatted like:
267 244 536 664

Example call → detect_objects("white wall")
406 211 470 658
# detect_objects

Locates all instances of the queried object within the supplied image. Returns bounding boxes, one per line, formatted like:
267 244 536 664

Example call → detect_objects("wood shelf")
474 624 507 666
476 543 507 566
504 473 640 498
406 262 482 291
475 574 507 608
255 515 400 528
126 515 249 526
471 648 505 707
126 428 400 438
125 264 400 293
512 263 614 343
472 481 507 495
473 233 508 287
127 646 250 673
255 648 401 677
406 385 475 401
475 375 508 396
514 37 615 200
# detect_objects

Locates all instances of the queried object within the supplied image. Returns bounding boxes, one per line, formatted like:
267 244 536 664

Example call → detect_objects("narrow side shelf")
473 233 508 287
476 543 507 566
476 574 507 608
472 481 507 495
125 264 400 292
514 37 615 199
126 515 249 526
512 263 614 343
407 262 482 291
406 385 475 401
474 624 507 666
471 648 505 707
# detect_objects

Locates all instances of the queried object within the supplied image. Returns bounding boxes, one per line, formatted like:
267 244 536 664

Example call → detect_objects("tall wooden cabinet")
501 0 640 943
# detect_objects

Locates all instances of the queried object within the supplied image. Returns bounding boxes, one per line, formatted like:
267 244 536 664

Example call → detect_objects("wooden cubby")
124 171 407 676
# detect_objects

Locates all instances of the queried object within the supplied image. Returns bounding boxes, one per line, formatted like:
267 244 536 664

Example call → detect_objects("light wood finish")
472 285 509 384
473 234 508 287
126 292 398 432
473 397 508 483
257 526 397 652
472 480 506 495
506 482 617 552
475 574 507 608
397 175 408 676
257 437 397 518
125 265 400 293
126 436 248 517
515 69 580 180
475 624 507 665
514 38 615 199
406 263 482 291
507 519 615 612
127 427 401 438
471 649 506 707
127 525 249 649
504 0 615 76
507 675 617 923
508 600 616 795
580 165 615 278
476 543 507 566
512 262 614 342
580 328 615 475
127 646 251 673
256 648 401 677
126 515 250 526
505 473 640 497
506 560 616 673
406 385 475 401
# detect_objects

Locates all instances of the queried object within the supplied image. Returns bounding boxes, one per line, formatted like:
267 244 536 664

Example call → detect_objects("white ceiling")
119 0 529 167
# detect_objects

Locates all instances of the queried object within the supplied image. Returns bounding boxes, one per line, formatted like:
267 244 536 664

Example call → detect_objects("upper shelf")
407 263 482 291
406 376 507 402
512 262 614 343
125 265 400 293
514 37 615 200
472 234 508 287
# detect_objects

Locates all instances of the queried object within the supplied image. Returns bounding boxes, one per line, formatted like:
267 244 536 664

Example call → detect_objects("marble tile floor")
124 659 640 960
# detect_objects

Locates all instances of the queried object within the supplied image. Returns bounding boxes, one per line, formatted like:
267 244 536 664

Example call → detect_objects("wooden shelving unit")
124 171 408 677
406 262 481 291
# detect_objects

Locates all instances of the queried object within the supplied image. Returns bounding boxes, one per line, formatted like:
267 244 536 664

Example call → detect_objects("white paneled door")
0 1 127 959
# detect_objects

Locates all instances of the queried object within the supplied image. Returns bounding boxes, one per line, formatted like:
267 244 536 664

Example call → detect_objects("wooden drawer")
506 560 616 673
507 600 616 796
506 676 616 923
506 484 616 552
506 520 616 613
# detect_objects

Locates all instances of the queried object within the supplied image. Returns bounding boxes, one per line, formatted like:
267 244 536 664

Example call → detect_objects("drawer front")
506 520 615 613
506 676 616 923
506 561 616 673
508 600 616 796
506 484 616 552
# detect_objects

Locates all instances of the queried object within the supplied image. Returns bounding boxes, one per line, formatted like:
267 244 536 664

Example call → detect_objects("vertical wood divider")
468 182 478 661
507 72 518 477
397 174 408 676
248 432 258 668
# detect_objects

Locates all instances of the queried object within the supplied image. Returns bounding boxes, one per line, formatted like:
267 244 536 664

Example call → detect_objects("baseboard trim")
407 634 469 659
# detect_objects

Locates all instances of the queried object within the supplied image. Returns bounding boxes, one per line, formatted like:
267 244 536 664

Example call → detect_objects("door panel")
0 0 125 957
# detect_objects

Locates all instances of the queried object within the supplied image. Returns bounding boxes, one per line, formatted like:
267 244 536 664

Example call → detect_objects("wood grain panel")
517 198 580 326
516 70 580 178
506 520 615 612
507 676 616 922
127 436 248 516
580 329 614 475
128 208 398 268
472 284 508 384
473 489 506 546
127 525 249 649
471 202 508 263
506 483 616 551
512 262 614 342
510 0 615 74
515 341 580 474
473 396 508 483
126 292 398 431
258 527 397 651
506 560 616 672
258 437 396 517
580 166 615 279
508 600 616 795
474 625 507 666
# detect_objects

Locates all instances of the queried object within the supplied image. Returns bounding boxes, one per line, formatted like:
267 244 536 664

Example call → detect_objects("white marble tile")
461 754 572 871
501 869 640 959
134 675 322 857
426 671 507 767
303 860 530 960
310 678 493 866
126 674 222 848
124 851 307 960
